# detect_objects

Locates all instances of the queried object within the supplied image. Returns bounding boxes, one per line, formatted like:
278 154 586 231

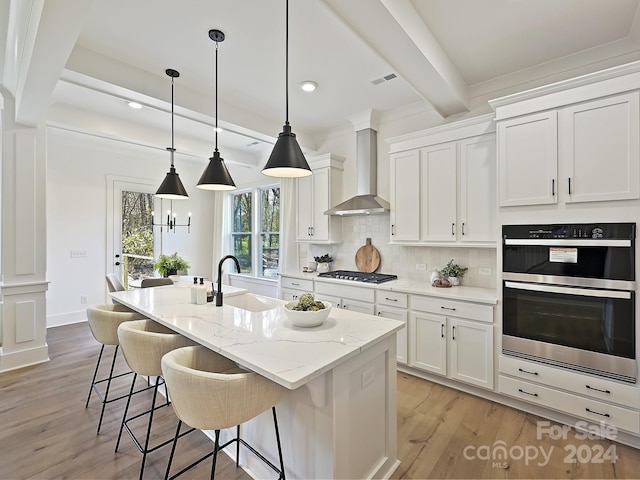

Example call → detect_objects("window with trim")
231 185 280 278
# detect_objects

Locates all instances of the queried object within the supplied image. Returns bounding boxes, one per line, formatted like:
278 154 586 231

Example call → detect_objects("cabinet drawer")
410 295 493 323
499 375 640 434
500 355 640 409
375 290 408 308
280 276 313 292
315 281 374 302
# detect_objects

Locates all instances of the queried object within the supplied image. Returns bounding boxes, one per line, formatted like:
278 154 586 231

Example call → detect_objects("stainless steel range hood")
324 128 390 216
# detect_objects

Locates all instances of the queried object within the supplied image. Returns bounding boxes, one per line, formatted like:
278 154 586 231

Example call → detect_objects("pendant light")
156 69 189 199
197 29 237 191
262 0 312 178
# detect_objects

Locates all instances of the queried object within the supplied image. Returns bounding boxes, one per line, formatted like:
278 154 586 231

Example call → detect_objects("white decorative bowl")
283 301 332 327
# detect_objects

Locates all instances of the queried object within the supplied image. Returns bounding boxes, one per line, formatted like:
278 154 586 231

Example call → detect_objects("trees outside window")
231 185 280 278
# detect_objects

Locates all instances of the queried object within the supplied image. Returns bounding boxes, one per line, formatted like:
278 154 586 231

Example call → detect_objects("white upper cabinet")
389 150 420 241
459 134 497 242
497 111 558 206
295 154 344 243
560 92 640 203
491 66 640 208
387 114 497 247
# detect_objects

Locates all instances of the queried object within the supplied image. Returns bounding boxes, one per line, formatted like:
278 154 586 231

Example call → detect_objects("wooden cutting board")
355 238 381 273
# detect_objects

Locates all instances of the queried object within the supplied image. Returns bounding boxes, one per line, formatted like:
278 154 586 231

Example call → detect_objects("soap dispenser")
190 277 199 304
197 277 207 305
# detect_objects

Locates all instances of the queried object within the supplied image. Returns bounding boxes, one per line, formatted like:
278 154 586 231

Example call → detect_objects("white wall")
46 127 217 326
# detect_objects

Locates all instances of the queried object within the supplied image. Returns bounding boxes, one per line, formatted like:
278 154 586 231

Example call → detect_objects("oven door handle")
504 281 632 299
504 238 632 247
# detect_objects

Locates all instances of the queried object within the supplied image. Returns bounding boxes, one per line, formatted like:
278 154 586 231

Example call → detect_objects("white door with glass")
107 176 160 289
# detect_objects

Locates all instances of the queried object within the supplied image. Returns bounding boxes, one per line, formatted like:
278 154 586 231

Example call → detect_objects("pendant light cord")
215 40 219 153
285 0 289 127
170 75 176 167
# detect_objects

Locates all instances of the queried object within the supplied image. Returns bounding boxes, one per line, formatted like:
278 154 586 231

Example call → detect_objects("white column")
0 91 49 372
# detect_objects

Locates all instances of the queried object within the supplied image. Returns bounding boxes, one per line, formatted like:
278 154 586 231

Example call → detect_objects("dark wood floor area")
0 322 639 479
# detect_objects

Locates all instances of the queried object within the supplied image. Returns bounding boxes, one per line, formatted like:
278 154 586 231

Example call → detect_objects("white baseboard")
47 310 87 328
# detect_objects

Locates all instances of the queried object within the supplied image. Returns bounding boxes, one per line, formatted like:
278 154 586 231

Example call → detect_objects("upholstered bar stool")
161 345 287 480
85 303 146 434
116 319 197 480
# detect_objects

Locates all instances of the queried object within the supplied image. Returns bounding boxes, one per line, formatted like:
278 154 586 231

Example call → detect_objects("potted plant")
154 252 190 277
314 254 334 273
439 259 468 286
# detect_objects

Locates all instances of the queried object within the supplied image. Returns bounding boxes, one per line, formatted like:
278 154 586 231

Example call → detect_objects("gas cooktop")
317 270 398 284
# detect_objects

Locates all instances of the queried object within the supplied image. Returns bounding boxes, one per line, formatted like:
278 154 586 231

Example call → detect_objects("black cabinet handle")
518 388 538 397
518 368 538 376
451 223 455 236
552 179 555 196
115 262 121 266
441 324 445 338
440 306 456 311
462 223 465 236
568 177 572 194
452 325 456 340
391 224 395 236
586 385 611 394
585 407 610 418
385 297 397 302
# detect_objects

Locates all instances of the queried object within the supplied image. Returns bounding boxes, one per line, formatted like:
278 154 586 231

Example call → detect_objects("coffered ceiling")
4 0 640 165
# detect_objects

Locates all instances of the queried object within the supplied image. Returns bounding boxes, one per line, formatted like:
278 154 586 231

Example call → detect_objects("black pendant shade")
197 29 237 191
197 151 236 190
156 69 189 200
156 161 190 199
262 0 312 178
262 124 312 178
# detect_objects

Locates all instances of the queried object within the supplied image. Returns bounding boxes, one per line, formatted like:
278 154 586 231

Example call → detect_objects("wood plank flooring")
0 322 638 479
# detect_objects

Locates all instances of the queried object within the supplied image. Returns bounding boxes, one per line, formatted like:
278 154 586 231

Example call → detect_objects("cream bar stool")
116 320 198 480
85 303 146 434
161 345 287 480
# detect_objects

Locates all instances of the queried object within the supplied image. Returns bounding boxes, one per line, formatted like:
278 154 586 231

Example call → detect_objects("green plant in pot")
439 259 468 286
314 254 334 273
154 252 190 277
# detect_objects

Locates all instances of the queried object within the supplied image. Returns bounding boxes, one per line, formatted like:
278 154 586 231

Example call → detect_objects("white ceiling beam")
11 0 95 126
320 0 469 118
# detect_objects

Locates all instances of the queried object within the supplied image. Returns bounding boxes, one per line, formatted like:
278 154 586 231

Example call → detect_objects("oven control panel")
503 223 635 240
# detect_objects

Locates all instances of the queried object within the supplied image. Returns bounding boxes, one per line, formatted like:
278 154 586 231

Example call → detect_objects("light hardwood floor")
0 322 638 479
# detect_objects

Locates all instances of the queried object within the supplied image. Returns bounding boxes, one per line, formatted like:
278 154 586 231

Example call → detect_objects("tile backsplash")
300 215 497 289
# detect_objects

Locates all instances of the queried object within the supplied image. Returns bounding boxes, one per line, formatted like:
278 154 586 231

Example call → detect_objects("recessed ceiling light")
128 101 142 109
300 81 317 92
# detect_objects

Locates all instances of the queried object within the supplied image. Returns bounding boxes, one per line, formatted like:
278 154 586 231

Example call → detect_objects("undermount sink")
224 293 280 312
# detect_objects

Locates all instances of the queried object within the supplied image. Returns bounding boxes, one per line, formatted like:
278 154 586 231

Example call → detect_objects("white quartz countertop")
111 286 404 390
281 271 497 305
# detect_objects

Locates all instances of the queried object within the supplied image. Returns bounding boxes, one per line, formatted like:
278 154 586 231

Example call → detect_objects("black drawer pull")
518 368 538 376
440 306 456 311
585 407 610 418
441 324 445 338
384 297 398 302
586 385 611 394
518 388 538 397
291 282 300 286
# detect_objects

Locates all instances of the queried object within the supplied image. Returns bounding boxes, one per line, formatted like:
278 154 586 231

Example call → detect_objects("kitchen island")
111 285 404 479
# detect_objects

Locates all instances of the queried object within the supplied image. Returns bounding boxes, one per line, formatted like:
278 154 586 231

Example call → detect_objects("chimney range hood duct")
324 128 390 216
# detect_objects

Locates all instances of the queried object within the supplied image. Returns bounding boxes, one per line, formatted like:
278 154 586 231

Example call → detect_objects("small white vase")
316 262 331 273
448 276 460 286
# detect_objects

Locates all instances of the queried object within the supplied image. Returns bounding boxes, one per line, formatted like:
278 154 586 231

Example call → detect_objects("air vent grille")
371 73 397 85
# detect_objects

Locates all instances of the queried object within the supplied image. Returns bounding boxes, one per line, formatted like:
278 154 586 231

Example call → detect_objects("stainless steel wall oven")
502 223 636 383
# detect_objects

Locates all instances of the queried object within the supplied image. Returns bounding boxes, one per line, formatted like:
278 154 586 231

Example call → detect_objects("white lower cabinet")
409 295 494 390
499 355 640 434
376 290 409 364
314 281 375 315
280 275 314 302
